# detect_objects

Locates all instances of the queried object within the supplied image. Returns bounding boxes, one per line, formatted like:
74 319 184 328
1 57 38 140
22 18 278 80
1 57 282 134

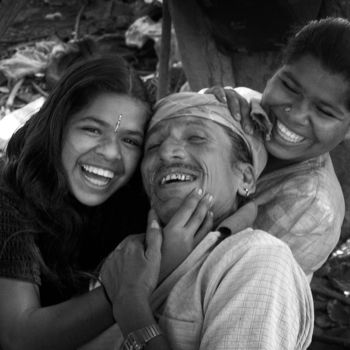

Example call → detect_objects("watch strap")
122 324 162 350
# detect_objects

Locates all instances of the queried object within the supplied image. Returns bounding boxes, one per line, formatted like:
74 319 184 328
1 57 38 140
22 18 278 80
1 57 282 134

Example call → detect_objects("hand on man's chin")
153 197 184 226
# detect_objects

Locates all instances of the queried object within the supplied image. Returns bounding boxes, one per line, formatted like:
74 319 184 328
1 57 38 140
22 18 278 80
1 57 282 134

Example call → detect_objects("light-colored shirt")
82 229 313 350
152 229 313 350
254 153 344 276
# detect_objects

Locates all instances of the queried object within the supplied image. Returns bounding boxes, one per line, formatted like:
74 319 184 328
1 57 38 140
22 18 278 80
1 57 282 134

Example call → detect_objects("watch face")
123 334 143 350
131 337 142 350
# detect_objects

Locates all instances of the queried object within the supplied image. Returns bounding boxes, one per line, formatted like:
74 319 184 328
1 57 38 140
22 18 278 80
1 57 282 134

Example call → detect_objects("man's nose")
95 135 122 160
158 138 186 161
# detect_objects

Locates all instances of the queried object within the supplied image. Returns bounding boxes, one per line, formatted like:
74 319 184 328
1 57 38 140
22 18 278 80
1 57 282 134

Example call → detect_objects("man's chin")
153 198 184 226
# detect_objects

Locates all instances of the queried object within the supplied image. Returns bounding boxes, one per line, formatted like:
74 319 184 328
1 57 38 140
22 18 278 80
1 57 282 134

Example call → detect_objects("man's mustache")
153 162 200 176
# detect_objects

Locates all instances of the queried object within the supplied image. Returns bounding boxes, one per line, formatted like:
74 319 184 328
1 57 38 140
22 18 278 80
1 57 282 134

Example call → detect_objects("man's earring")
243 187 249 198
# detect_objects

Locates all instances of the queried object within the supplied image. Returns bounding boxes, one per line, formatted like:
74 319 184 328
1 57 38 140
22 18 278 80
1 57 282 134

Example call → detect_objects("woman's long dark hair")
1 56 150 298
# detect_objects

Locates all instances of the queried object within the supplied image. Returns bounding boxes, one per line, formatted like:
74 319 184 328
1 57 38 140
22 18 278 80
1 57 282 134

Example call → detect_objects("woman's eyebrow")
316 99 343 115
282 72 344 114
76 116 109 127
282 71 301 88
79 116 145 136
122 130 144 138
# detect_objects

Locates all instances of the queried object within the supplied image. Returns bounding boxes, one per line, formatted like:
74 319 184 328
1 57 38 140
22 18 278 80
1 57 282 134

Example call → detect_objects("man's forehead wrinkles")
146 116 210 142
147 117 209 137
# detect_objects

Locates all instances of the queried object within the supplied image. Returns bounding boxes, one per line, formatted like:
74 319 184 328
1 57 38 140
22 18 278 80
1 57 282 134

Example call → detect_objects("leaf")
326 326 350 340
328 262 350 293
315 312 335 328
311 276 333 292
314 299 328 311
327 300 350 326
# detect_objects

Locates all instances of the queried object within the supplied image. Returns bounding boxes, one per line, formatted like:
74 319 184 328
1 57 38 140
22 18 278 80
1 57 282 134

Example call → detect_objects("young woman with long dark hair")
0 55 153 349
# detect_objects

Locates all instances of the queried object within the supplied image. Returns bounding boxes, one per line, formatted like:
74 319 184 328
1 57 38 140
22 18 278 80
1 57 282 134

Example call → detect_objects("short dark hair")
283 17 350 109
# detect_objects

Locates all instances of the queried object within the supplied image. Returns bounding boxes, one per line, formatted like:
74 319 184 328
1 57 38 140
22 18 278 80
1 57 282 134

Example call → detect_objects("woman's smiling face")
61 92 148 206
261 55 350 162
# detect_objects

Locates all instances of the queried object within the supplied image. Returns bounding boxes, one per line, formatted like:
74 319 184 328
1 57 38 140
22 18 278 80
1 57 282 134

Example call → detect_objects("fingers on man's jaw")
145 223 162 258
186 193 214 229
196 210 214 234
150 219 160 230
184 189 211 218
171 188 204 222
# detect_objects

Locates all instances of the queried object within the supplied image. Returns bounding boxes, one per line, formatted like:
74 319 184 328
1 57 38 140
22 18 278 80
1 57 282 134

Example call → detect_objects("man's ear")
235 162 256 197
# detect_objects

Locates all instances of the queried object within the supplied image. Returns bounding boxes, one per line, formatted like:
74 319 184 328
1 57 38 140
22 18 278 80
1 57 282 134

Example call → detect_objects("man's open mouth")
160 172 196 185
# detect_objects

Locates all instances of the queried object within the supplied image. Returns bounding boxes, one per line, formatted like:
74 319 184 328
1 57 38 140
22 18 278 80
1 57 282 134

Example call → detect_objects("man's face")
141 117 241 225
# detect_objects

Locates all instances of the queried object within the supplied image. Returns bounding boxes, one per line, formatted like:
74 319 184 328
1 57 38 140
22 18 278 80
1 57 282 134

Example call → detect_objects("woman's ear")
235 162 256 197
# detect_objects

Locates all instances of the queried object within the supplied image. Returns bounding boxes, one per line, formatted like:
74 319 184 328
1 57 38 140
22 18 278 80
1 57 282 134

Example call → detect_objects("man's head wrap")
148 92 267 178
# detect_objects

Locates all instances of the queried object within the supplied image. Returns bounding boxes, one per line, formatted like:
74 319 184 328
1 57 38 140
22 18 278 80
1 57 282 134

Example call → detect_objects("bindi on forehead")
114 114 123 133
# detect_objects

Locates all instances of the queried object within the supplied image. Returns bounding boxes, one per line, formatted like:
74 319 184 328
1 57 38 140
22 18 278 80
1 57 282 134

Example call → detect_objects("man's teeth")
161 173 194 185
276 121 305 143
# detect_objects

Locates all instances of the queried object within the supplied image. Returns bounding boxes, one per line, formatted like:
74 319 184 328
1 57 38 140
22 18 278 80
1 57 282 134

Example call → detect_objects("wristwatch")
122 324 162 350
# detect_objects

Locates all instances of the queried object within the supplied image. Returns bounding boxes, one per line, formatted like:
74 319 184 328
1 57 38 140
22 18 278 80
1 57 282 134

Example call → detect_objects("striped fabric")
82 229 313 350
254 153 344 276
150 229 313 350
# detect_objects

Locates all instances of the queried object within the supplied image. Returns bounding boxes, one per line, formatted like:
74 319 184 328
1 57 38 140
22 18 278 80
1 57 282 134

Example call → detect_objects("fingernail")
207 194 213 203
234 113 241 121
197 188 203 196
151 220 160 229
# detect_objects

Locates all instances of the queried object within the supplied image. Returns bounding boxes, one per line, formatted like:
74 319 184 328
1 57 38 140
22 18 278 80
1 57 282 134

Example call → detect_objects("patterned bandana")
149 92 267 178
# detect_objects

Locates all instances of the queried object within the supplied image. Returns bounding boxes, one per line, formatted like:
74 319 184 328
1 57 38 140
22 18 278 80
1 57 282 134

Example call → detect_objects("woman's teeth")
81 164 115 187
276 121 305 143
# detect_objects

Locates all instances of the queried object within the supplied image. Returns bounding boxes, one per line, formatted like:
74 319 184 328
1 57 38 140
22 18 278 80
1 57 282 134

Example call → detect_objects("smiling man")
97 92 314 350
143 117 249 226
141 93 267 228
112 92 314 350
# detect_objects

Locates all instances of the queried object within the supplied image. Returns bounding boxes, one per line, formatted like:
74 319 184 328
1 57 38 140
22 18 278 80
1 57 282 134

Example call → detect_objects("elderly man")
96 92 313 350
